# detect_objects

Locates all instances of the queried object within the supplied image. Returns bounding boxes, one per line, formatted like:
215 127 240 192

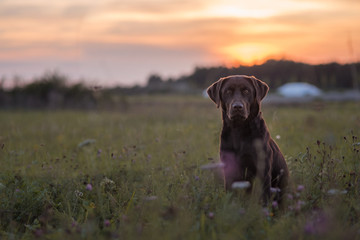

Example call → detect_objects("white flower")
231 181 251 189
78 139 96 148
327 189 347 195
74 190 83 198
200 162 225 170
144 196 158 201
100 177 115 187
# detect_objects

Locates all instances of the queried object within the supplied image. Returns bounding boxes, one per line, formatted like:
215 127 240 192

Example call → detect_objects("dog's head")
207 75 269 121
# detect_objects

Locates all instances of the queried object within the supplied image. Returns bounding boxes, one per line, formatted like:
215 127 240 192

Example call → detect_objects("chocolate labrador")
207 75 289 204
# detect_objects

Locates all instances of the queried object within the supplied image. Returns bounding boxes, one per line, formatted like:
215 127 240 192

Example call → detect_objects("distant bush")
0 72 128 110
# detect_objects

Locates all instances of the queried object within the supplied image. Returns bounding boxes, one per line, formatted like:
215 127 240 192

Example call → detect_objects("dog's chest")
221 128 261 164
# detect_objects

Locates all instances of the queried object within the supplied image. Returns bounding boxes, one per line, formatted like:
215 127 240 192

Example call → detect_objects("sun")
219 43 281 65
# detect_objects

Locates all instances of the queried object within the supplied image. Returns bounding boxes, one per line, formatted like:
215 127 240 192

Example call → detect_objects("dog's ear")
207 78 224 108
249 76 269 118
251 76 269 102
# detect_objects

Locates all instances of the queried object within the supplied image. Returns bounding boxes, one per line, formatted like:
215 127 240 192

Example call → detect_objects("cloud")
0 1 98 20
61 5 93 18
0 4 49 18
105 17 244 47
105 0 214 14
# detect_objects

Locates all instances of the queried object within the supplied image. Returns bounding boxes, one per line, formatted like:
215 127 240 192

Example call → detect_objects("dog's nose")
232 102 244 110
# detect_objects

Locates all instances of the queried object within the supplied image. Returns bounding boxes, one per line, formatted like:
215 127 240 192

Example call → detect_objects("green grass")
0 96 359 239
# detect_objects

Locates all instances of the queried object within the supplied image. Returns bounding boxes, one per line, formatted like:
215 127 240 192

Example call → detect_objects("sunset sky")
0 0 359 87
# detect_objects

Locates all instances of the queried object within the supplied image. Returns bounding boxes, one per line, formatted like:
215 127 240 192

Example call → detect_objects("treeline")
123 59 359 95
0 72 127 110
182 59 360 90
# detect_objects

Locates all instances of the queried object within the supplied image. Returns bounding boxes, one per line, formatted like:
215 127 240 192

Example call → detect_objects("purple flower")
208 212 215 219
270 187 281 193
295 200 305 211
97 149 102 157
272 201 278 208
86 183 93 191
304 222 316 234
104 219 111 227
262 208 270 217
297 185 305 192
304 211 329 235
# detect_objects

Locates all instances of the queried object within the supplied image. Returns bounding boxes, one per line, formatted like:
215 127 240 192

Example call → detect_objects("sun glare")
219 43 281 65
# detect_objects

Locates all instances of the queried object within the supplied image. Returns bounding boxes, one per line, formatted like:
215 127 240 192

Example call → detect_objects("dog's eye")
225 89 233 95
242 89 250 95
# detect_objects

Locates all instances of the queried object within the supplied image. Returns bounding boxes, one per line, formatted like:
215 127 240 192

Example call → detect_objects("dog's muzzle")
229 102 247 120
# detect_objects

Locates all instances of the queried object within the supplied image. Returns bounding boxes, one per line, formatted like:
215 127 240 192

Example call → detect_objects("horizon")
0 0 359 88
1 59 359 90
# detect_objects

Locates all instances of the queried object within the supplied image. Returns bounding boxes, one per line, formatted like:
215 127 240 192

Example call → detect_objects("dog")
207 75 289 204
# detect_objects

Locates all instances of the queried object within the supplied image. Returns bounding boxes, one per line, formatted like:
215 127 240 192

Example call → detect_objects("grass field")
0 96 360 239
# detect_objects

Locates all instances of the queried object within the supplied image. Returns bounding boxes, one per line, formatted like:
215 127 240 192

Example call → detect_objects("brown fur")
207 75 289 204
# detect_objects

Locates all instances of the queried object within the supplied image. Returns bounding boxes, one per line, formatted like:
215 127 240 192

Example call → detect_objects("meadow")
0 95 359 239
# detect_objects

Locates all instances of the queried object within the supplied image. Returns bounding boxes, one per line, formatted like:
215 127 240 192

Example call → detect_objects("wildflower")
104 219 111 227
272 201 278 208
86 183 93 191
208 212 215 219
144 196 158 201
231 181 251 189
297 185 305 192
200 162 224 170
97 149 102 157
304 211 329 235
262 208 270 217
194 175 200 181
270 187 281 193
295 200 305 211
287 193 294 200
327 189 347 195
304 222 316 234
100 177 115 189
276 135 281 140
78 139 96 148
74 190 83 198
